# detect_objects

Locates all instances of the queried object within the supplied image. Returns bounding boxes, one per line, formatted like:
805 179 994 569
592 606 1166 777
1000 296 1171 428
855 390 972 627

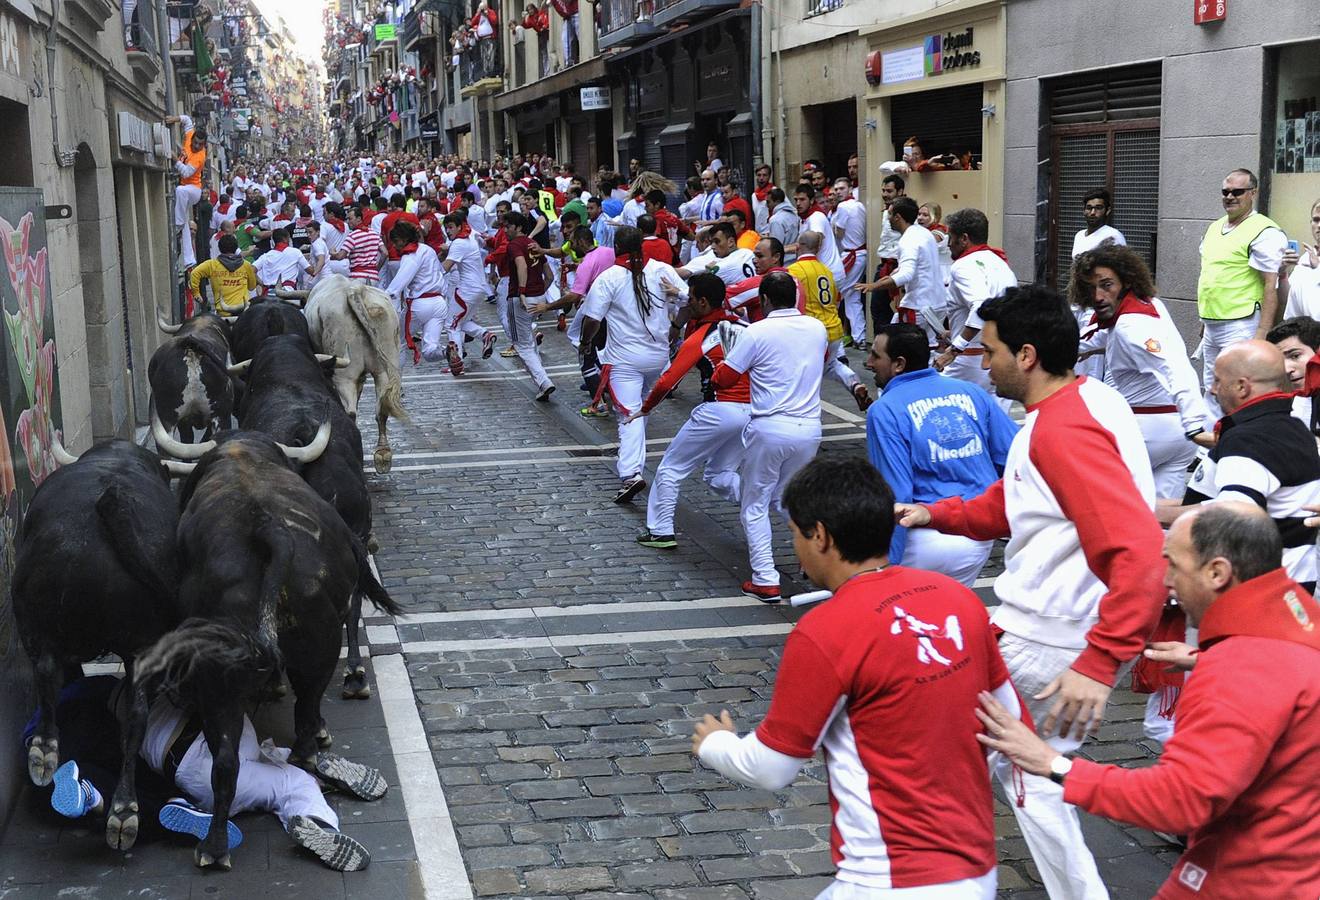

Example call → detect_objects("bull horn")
162 460 197 478
158 316 183 335
276 420 331 464
50 434 79 466
151 409 216 460
313 353 352 369
227 359 252 376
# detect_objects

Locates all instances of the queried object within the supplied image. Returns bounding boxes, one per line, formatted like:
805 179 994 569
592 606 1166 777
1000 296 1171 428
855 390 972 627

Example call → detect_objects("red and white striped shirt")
342 226 385 281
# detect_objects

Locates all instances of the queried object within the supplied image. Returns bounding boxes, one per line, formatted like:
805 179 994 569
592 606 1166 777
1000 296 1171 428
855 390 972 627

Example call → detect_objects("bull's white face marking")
176 351 210 422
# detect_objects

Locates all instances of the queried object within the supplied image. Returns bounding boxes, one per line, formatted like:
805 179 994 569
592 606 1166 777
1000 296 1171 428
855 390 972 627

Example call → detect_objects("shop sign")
580 86 610 111
926 28 980 75
374 23 396 41
1194 0 1226 24
864 50 882 86
117 111 155 154
421 126 439 140
881 46 923 85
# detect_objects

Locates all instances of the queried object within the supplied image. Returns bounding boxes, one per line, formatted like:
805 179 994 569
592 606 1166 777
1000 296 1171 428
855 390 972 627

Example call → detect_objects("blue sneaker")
50 760 102 819
159 798 243 850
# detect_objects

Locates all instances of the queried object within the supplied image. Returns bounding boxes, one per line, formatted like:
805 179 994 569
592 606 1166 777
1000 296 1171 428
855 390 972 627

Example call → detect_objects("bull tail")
254 512 295 645
345 283 410 424
353 537 402 616
136 618 281 700
95 484 177 603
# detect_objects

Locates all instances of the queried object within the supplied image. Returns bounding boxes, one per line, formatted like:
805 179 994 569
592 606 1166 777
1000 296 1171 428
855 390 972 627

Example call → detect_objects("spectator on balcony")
548 0 578 68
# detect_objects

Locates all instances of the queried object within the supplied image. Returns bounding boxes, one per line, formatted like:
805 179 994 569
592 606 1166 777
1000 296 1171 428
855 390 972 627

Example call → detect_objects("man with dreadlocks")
581 226 689 503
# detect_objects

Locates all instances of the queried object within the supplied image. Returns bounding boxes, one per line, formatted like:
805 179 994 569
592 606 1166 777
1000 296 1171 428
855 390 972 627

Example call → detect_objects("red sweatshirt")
641 311 750 413
1065 568 1320 898
484 227 511 278
927 377 1165 684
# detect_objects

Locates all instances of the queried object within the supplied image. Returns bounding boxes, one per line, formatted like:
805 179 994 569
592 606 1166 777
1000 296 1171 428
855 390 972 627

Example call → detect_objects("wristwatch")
1048 755 1073 785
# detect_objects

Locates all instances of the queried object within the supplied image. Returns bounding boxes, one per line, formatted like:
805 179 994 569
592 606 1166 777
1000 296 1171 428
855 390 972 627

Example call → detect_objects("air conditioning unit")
153 123 173 157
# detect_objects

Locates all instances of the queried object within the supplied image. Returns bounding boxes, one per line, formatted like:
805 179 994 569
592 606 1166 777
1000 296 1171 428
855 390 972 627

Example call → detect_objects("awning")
606 8 747 66
492 54 608 113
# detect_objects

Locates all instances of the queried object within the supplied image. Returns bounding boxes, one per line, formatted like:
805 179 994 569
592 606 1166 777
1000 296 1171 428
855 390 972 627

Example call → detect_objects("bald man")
1160 339 1320 590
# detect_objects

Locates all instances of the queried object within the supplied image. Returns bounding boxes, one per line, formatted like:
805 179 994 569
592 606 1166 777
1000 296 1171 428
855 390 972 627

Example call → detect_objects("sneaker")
579 404 609 418
159 797 243 849
535 384 556 402
287 815 371 872
613 476 646 504
851 383 873 412
50 761 103 818
741 580 781 603
312 752 389 801
446 342 464 376
535 331 544 346
501 345 518 358
636 531 677 549
481 332 496 359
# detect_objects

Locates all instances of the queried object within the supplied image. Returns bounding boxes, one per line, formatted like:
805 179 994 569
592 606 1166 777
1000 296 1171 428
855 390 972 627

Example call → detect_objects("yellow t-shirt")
788 255 845 342
190 257 258 314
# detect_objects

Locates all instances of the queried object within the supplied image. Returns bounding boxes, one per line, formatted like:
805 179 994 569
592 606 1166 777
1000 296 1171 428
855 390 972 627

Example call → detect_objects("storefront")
495 55 612 170
609 9 759 192
1266 39 1320 241
860 0 1006 246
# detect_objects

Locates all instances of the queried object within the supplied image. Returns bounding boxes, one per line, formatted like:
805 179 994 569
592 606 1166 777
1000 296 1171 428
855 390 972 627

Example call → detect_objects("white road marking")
974 576 996 589
820 400 865 424
400 622 795 654
396 595 758 625
366 624 400 644
374 654 473 900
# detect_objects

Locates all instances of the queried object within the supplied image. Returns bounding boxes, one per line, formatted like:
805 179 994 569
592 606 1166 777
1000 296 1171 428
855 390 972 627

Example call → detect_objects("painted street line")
399 622 795 655
395 595 760 626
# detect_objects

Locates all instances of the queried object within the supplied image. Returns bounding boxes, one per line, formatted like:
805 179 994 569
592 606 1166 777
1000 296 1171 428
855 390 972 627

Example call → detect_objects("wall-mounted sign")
580 86 610 110
1194 0 1225 23
881 46 923 85
864 50 882 86
927 27 980 74
373 23 396 41
117 111 155 154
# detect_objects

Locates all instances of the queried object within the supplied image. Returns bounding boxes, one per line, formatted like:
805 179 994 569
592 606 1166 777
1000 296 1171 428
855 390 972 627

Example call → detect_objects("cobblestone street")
0 307 1178 898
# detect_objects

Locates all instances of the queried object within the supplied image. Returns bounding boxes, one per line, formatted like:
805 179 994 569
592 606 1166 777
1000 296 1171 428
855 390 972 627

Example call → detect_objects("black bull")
229 298 310 364
137 430 394 869
149 313 238 442
13 440 181 851
237 333 388 699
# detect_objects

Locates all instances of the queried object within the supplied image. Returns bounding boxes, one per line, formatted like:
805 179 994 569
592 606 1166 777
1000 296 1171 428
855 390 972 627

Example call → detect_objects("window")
805 0 842 18
1270 42 1320 176
889 83 983 171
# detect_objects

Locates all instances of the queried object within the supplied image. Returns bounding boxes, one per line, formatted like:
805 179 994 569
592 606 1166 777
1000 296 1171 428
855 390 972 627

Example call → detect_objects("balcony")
123 1 160 80
459 40 502 97
651 0 739 27
370 21 399 57
402 7 443 52
598 0 664 50
68 0 117 33
803 0 843 15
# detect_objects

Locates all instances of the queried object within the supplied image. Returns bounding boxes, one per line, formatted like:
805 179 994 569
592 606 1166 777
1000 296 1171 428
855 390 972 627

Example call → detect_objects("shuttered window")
1046 64 1162 289
890 83 983 164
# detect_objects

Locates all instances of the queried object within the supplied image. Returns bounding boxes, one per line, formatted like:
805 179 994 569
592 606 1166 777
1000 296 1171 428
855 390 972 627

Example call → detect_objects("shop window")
1043 64 1161 289
1270 42 1320 176
889 83 982 171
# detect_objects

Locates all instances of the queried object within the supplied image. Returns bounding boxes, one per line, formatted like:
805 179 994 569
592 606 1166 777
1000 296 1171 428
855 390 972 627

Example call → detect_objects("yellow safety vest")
1197 212 1279 320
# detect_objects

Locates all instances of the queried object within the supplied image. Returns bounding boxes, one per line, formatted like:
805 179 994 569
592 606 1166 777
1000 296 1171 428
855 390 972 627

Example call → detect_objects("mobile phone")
1288 240 1300 254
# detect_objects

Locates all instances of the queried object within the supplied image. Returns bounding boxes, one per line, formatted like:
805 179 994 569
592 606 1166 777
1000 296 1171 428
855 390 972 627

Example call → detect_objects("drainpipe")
157 0 182 320
43 0 75 166
774 9 786 176
750 0 763 165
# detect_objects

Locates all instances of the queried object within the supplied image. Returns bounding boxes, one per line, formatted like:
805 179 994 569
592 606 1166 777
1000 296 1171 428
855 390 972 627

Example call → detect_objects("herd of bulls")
11 275 411 870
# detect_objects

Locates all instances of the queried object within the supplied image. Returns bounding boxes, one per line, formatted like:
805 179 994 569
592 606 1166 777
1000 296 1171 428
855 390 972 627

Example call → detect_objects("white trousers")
942 352 992 393
509 293 553 389
448 293 489 347
825 339 860 391
407 296 450 363
607 365 664 480
838 250 868 345
740 415 821 586
646 401 751 534
1136 411 1196 500
494 276 511 338
1200 313 1259 419
903 529 993 589
561 12 578 64
815 871 995 900
992 633 1109 900
174 717 337 830
175 184 202 266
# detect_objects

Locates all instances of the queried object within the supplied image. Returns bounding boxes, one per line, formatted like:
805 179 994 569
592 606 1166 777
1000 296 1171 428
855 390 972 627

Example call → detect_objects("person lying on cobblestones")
979 502 1320 899
692 456 1022 899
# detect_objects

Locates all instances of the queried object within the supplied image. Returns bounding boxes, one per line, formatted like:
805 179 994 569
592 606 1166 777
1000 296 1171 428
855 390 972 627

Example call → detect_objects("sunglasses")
1221 188 1251 197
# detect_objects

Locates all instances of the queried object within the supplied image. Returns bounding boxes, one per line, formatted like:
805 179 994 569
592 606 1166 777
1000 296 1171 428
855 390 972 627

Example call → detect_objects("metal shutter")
640 123 664 176
1048 66 1162 126
889 83 983 162
1111 128 1161 271
1053 133 1109 287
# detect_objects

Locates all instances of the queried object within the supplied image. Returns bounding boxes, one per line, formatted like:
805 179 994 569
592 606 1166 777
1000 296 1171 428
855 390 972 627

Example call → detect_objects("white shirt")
622 197 646 228
386 244 445 300
683 248 757 287
254 245 307 288
1284 253 1320 319
946 249 1017 346
306 237 330 285
581 260 686 370
875 206 900 258
698 190 724 222
321 219 346 256
722 308 827 419
464 204 489 237
1071 224 1126 259
832 198 867 251
556 175 572 193
1102 298 1212 434
444 235 489 302
800 209 843 284
751 190 771 233
210 204 238 231
892 224 944 326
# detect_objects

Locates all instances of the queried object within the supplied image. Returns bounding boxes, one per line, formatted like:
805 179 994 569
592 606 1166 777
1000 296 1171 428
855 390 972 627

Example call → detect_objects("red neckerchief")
798 204 824 222
1090 291 1160 329
218 202 231 214
458 223 472 239
351 221 369 231
614 253 638 269
753 185 773 202
955 243 1008 262
399 242 419 254
325 215 346 234
1214 390 1296 438
274 242 289 251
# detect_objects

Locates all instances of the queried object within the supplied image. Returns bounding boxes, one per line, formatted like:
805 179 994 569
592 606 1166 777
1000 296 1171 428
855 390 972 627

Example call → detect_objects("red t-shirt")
641 235 673 267
723 196 753 228
757 567 1008 889
382 210 421 261
419 212 446 254
508 235 548 296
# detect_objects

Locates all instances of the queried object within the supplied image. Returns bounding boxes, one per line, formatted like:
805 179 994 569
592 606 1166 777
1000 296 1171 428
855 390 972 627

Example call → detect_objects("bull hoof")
373 448 392 474
342 666 371 700
106 802 140 851
260 678 288 701
194 847 233 870
27 737 58 787
366 533 380 554
315 727 334 749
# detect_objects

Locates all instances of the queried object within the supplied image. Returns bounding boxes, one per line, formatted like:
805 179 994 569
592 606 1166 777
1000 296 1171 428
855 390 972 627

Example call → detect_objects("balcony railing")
598 0 663 49
123 0 160 75
459 39 501 90
803 0 843 16
650 0 740 26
